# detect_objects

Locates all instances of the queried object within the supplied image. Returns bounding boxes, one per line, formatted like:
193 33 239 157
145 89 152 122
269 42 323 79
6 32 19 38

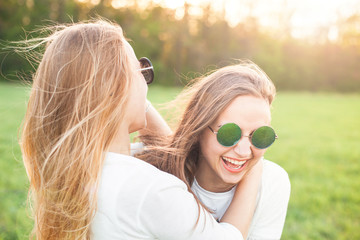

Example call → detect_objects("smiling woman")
139 61 291 239
198 95 272 192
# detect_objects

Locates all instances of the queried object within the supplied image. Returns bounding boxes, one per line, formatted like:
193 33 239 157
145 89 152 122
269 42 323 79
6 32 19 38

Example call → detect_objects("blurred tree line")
1 0 359 92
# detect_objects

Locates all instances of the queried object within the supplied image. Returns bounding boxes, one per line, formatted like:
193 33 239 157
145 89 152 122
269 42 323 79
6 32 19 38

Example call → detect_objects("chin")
221 171 246 186
224 176 244 186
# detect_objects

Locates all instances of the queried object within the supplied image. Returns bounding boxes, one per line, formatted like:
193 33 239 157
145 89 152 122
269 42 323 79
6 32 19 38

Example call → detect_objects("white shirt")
91 151 244 240
191 159 291 240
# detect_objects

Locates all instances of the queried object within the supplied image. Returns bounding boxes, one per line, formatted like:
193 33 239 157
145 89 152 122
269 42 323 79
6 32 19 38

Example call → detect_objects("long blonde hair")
19 20 134 239
139 61 276 201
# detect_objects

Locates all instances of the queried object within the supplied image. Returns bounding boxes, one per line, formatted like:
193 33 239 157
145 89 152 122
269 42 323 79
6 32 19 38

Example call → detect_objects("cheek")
200 130 221 151
141 78 148 96
252 147 267 159
134 80 147 110
199 131 228 162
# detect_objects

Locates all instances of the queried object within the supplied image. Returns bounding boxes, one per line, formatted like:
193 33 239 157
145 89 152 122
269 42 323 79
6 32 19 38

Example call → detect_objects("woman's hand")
242 158 263 185
221 159 263 239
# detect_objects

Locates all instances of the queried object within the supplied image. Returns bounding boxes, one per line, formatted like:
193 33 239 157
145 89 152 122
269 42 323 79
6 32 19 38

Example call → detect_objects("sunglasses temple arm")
208 126 217 134
139 66 154 71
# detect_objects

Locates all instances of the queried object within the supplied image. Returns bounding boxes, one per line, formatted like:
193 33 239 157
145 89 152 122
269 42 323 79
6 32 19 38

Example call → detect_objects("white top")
191 159 291 240
91 151 243 240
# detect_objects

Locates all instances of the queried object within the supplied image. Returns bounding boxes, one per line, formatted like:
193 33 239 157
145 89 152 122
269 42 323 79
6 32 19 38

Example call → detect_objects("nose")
233 135 252 157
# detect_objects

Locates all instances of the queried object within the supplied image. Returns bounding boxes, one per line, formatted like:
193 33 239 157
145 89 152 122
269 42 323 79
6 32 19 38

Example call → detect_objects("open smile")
221 156 249 173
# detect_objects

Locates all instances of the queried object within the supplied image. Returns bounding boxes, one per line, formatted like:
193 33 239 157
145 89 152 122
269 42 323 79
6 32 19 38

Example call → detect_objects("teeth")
222 156 247 167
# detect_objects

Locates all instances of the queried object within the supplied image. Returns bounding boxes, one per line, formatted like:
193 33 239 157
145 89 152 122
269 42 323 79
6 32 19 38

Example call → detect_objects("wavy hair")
19 20 134 239
138 61 276 206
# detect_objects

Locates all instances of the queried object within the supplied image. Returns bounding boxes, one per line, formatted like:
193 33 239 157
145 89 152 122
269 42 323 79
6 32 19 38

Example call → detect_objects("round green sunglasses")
208 123 278 149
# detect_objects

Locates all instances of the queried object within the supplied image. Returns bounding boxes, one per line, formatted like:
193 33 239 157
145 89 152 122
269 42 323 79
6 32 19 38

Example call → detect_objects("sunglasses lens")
251 126 276 149
139 57 154 84
217 123 242 147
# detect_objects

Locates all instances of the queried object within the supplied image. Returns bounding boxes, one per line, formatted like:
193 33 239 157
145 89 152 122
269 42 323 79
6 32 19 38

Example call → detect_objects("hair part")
19 19 134 239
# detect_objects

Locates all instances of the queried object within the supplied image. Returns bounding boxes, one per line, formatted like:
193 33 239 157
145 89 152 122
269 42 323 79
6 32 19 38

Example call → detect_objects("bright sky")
220 0 360 41
109 0 360 41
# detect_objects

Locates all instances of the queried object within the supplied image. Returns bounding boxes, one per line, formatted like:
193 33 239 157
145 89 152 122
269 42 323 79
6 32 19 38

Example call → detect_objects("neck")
108 124 131 155
195 169 236 193
195 175 236 193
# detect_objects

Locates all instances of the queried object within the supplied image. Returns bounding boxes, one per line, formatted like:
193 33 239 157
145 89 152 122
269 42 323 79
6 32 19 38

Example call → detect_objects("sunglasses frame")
208 123 278 149
138 57 154 84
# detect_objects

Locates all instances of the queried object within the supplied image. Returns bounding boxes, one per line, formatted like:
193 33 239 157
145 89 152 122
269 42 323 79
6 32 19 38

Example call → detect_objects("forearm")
221 161 263 239
139 100 172 136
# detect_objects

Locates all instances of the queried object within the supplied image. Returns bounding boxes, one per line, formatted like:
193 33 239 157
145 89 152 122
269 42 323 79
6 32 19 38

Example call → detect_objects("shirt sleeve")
247 162 291 240
139 174 244 240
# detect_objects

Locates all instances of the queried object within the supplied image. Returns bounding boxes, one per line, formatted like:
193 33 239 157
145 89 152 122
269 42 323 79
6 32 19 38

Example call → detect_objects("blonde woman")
140 62 291 239
19 20 262 239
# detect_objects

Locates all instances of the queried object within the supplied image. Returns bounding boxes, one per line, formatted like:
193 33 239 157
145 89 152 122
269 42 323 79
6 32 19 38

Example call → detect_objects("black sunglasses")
209 123 278 149
139 57 154 84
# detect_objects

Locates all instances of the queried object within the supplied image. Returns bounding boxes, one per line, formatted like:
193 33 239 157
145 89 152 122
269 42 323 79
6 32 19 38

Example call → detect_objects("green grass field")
0 81 359 239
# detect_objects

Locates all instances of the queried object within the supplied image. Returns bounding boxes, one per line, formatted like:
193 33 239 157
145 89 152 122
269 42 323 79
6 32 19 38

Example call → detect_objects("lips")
221 156 248 173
